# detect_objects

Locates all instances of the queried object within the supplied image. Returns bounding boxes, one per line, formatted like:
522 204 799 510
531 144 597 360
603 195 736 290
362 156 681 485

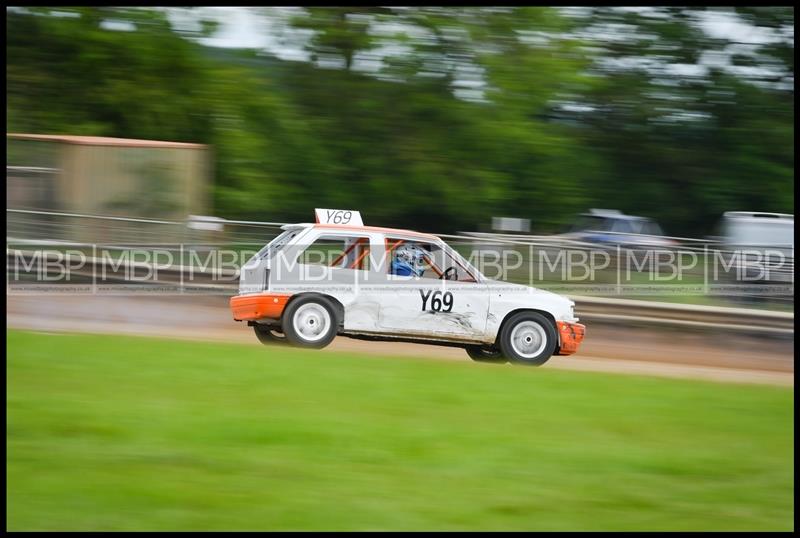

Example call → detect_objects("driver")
391 244 426 277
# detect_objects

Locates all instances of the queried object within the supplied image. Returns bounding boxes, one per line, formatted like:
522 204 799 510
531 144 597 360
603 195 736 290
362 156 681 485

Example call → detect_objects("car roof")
579 213 650 222
723 211 794 221
281 223 440 241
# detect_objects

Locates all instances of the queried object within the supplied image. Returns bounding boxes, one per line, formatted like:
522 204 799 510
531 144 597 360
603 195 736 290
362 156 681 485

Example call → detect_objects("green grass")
6 330 794 531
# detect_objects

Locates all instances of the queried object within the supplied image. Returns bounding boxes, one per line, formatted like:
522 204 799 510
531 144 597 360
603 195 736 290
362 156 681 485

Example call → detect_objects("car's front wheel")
281 295 338 349
498 311 557 366
465 345 507 363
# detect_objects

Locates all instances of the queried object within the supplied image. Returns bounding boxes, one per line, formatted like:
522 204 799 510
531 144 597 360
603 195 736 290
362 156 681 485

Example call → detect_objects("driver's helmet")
391 244 426 277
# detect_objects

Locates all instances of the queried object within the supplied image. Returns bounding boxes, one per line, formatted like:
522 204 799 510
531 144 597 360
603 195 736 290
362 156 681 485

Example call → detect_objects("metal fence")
6 208 794 309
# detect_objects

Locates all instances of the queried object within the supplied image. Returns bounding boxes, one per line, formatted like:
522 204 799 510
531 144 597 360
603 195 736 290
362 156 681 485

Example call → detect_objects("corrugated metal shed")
7 133 212 243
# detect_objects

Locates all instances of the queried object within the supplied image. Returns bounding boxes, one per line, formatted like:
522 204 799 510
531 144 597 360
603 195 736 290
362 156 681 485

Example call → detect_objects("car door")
370 236 490 341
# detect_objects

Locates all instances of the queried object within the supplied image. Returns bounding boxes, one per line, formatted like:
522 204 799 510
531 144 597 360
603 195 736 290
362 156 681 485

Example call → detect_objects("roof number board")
315 209 364 227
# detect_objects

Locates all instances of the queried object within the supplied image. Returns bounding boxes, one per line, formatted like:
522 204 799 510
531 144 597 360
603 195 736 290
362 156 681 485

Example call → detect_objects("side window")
612 220 634 234
418 243 448 278
297 235 371 271
386 238 476 282
385 238 432 278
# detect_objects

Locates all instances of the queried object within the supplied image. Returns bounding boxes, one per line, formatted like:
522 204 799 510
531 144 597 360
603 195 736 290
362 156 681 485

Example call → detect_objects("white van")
719 212 794 284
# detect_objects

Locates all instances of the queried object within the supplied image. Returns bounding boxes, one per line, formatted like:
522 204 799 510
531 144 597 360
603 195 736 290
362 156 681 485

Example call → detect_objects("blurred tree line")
6 7 794 235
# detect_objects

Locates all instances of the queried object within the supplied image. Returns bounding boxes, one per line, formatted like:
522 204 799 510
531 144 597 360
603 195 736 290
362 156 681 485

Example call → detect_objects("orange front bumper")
555 321 586 356
230 293 293 322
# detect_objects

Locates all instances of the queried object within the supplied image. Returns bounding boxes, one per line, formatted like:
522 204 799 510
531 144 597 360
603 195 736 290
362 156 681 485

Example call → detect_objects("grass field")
6 329 794 531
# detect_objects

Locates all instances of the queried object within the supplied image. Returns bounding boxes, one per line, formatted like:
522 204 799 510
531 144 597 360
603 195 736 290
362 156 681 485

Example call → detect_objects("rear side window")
297 235 371 271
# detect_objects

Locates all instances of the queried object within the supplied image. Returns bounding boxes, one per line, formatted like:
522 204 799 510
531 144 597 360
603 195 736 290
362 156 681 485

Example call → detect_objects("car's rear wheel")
253 324 288 346
282 295 338 349
465 345 507 363
499 312 557 366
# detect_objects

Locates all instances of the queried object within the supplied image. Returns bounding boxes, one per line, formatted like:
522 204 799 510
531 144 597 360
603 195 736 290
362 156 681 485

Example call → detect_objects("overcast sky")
182 6 792 51
165 6 791 95
11 6 790 92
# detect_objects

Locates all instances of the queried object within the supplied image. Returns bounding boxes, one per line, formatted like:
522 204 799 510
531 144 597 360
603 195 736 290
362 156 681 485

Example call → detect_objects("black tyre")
465 345 508 363
498 311 557 366
281 295 338 349
253 324 288 346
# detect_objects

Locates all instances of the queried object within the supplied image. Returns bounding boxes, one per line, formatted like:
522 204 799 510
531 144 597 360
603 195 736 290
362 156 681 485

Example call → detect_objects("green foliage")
6 7 210 141
5 7 794 235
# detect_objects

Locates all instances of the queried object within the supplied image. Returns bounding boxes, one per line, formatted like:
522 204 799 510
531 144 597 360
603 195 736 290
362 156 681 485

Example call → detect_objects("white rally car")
230 209 585 366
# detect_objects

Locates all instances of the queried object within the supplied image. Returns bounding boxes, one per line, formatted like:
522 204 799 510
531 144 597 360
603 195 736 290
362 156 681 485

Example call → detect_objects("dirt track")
6 294 794 387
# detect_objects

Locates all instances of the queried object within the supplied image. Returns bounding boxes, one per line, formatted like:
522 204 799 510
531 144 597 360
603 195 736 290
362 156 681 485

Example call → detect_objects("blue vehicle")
566 209 675 248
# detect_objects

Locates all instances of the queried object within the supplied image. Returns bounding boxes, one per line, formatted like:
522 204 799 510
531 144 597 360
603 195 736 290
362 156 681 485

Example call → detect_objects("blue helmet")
391 244 425 277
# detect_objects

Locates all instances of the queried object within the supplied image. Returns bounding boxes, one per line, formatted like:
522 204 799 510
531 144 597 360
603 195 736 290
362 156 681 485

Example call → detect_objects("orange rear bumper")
556 321 586 356
230 293 293 321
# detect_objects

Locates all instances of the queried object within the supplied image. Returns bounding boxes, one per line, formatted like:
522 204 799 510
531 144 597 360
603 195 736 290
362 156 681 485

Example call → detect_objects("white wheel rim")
510 321 547 358
293 303 331 342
